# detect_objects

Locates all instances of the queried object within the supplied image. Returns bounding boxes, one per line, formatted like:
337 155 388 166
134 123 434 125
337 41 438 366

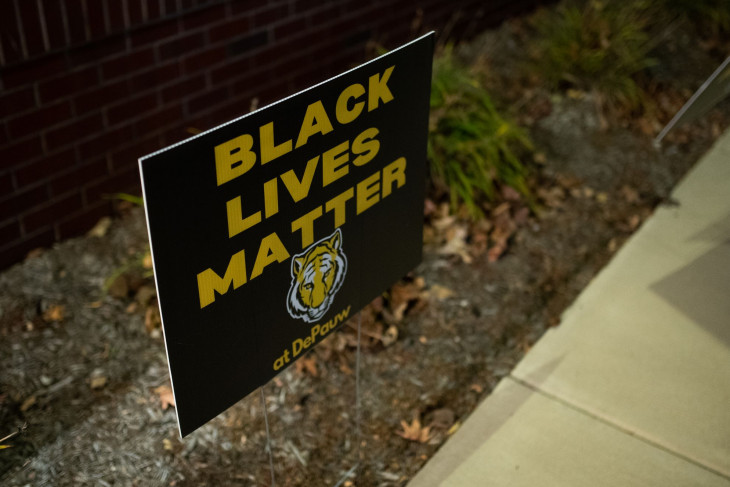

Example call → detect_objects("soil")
1 14 728 487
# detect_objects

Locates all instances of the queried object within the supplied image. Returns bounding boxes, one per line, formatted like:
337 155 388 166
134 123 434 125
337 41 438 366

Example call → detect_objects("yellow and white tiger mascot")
287 229 347 323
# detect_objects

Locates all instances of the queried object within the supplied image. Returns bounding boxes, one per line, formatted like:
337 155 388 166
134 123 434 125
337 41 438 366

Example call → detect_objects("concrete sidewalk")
409 131 730 486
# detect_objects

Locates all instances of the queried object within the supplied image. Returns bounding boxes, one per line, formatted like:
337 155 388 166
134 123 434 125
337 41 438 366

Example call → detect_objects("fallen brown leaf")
155 385 175 410
397 418 432 443
381 325 398 347
295 356 318 377
20 396 36 412
42 305 65 323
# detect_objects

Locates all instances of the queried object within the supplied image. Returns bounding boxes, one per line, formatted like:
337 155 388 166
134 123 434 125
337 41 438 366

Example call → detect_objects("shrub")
429 47 532 218
529 0 657 116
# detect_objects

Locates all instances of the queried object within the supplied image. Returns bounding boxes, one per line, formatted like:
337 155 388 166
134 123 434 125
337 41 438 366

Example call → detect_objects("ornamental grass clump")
529 0 657 116
429 47 532 218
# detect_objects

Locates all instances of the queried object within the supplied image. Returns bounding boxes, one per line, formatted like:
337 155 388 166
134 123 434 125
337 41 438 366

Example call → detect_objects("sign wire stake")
355 311 362 469
260 387 276 486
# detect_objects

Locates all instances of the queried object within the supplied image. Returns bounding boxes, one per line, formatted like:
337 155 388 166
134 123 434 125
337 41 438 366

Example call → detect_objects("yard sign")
139 33 434 436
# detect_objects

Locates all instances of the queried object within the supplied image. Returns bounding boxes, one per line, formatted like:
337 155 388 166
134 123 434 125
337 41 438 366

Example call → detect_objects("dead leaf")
429 284 454 300
533 152 547 165
595 192 608 204
447 421 461 435
470 383 483 394
145 306 161 334
438 225 472 263
42 305 65 323
142 252 153 269
125 302 138 314
87 217 112 238
90 376 107 390
381 325 398 346
163 438 173 451
397 418 432 443
155 385 175 410
20 396 36 412
501 186 521 202
295 356 318 377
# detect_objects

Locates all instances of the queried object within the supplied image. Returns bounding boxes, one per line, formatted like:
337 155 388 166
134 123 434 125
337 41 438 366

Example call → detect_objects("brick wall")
0 0 540 270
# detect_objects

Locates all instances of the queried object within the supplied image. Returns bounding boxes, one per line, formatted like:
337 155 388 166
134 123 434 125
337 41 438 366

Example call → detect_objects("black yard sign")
139 33 434 436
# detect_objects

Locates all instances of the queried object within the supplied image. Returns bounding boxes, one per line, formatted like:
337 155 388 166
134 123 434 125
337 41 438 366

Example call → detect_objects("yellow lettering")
352 127 380 166
291 206 323 248
336 305 351 323
250 232 289 280
296 100 333 148
226 196 261 238
263 178 278 218
322 141 349 187
281 155 318 202
368 65 394 111
259 121 292 164
325 187 354 228
215 134 256 186
197 249 247 308
357 171 380 214
336 83 365 124
382 157 406 197
292 338 304 357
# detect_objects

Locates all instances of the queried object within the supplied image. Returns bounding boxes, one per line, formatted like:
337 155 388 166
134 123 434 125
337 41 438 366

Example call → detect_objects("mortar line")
508 375 730 482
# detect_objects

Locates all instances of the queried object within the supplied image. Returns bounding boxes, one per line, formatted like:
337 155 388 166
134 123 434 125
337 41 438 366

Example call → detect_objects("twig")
0 423 28 444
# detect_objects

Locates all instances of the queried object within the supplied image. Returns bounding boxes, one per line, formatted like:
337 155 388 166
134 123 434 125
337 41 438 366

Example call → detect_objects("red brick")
38 66 101 104
104 0 127 32
253 4 290 28
0 183 48 220
182 4 227 31
131 18 179 48
186 86 230 115
44 113 104 151
128 0 145 26
127 63 181 93
0 1 23 64
209 16 251 44
0 219 21 244
85 167 140 203
111 136 161 171
106 94 157 126
210 56 251 85
147 0 162 20
86 1 108 39
134 104 185 136
23 191 83 233
51 157 109 197
15 149 76 188
0 173 13 198
74 80 130 115
158 32 206 60
161 74 206 103
101 48 156 80
57 201 113 240
1 54 67 89
7 101 73 139
0 137 43 171
78 123 135 159
41 0 66 49
0 228 55 270
162 0 179 17
274 17 307 41
17 0 45 56
182 46 226 73
226 30 269 56
231 0 264 15
67 34 126 67
63 0 88 44
0 87 36 119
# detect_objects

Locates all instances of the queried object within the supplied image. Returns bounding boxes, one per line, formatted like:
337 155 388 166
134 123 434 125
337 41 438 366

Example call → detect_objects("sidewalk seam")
508 375 730 482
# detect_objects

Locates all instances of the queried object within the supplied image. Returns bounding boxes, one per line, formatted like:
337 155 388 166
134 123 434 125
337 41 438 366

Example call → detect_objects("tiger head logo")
287 229 347 323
